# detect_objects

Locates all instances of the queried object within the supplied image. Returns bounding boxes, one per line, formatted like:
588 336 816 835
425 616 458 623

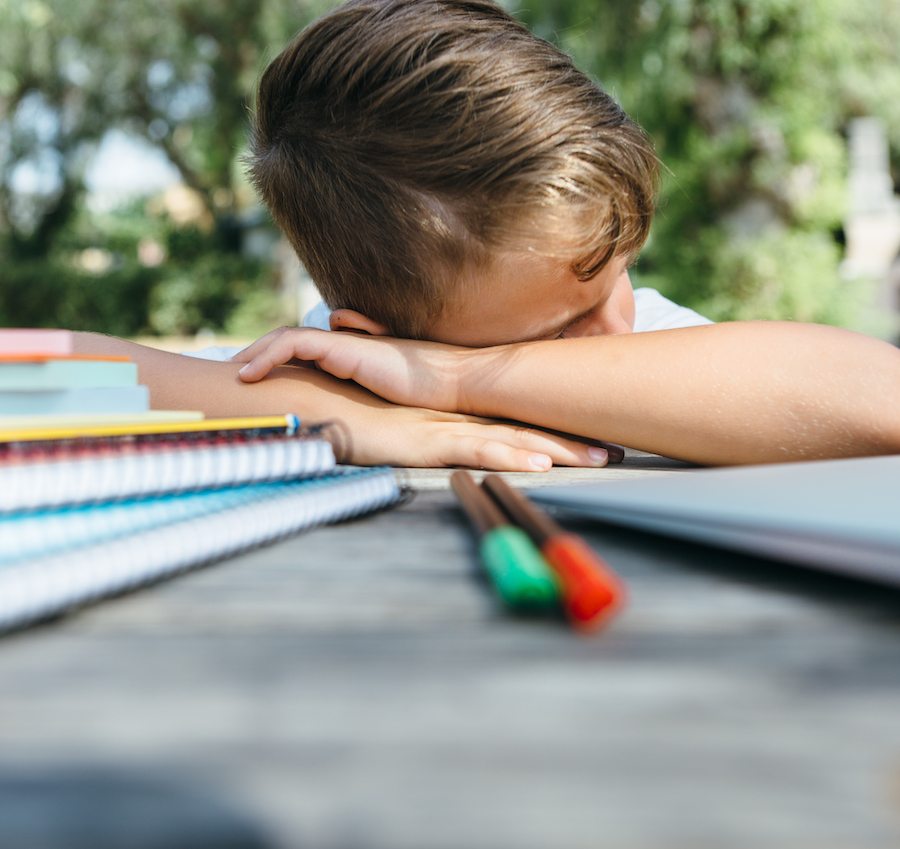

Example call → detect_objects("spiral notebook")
0 412 404 631
0 335 406 630
0 467 402 631
532 455 900 585
1 429 336 511
0 415 336 511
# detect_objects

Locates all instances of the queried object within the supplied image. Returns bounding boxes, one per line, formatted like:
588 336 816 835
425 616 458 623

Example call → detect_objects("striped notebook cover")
0 430 336 511
0 467 402 631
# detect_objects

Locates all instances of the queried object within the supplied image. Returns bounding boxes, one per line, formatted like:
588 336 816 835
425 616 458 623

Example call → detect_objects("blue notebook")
0 467 401 631
532 455 900 585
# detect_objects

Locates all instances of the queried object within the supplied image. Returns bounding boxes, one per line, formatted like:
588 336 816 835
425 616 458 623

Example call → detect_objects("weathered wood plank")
0 458 898 849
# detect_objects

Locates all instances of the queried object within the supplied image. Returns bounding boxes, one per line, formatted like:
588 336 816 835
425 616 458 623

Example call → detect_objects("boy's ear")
329 309 392 336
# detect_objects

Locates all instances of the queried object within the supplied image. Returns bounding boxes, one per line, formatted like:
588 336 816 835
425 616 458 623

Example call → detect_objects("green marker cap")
480 526 559 610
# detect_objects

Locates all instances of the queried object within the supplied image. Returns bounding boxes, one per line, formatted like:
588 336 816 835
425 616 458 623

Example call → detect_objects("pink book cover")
0 329 74 357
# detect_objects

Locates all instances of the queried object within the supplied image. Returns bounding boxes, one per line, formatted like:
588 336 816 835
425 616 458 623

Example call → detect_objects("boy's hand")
342 404 617 470
233 327 623 468
234 326 468 411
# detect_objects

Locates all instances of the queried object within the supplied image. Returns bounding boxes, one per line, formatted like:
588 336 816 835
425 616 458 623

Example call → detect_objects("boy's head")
248 0 657 343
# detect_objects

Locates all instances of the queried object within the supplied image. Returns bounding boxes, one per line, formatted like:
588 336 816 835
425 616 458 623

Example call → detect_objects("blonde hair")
248 0 658 338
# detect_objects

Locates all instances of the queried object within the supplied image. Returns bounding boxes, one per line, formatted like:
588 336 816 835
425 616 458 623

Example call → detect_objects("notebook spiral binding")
0 430 336 512
0 468 401 631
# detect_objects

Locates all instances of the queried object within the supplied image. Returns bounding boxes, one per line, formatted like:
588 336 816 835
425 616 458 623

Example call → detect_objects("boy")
231 0 900 465
78 0 900 467
246 0 708 345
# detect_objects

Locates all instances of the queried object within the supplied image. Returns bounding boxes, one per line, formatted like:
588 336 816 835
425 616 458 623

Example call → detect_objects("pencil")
450 471 559 610
0 414 302 444
482 474 626 630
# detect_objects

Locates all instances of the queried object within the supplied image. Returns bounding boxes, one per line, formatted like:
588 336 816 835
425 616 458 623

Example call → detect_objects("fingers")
231 326 292 364
497 425 610 468
512 422 625 465
436 435 555 472
434 425 616 471
236 328 336 383
448 421 620 469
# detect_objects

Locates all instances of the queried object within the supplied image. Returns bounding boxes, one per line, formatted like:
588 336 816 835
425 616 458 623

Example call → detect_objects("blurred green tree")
0 0 327 334
0 0 330 255
1 0 898 334
513 0 900 325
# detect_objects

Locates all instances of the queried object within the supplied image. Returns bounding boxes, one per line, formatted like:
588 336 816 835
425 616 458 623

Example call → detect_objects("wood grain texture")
0 452 898 849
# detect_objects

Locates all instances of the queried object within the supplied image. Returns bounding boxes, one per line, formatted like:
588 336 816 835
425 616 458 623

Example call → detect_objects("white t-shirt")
632 288 711 332
188 288 710 361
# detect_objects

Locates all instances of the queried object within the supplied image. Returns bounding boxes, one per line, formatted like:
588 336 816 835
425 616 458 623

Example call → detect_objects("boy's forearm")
72 332 378 421
458 322 900 464
74 332 289 416
71 332 616 471
70 332 420 465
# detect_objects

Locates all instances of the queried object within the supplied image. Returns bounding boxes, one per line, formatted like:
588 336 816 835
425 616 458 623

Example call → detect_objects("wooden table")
1 454 899 849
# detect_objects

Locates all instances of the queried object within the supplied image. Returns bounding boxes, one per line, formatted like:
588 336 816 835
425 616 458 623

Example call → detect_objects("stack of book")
0 329 402 632
0 328 201 428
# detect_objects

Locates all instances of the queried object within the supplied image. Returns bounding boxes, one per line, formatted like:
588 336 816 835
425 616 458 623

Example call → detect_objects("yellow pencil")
0 413 302 443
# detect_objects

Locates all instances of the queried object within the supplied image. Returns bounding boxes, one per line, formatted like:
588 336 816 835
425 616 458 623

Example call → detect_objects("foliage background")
1 0 898 337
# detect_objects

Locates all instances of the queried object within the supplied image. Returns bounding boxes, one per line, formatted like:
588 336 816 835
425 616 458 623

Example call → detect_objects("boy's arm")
235 322 900 465
71 332 612 470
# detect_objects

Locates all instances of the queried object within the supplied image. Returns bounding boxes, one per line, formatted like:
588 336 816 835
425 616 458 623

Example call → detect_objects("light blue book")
533 455 900 585
0 359 138 390
0 385 149 415
0 467 402 631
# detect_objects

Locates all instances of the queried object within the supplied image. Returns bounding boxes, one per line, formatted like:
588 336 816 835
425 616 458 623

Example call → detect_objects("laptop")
532 455 900 584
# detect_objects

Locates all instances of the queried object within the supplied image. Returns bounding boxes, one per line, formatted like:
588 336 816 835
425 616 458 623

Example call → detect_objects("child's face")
425 249 635 347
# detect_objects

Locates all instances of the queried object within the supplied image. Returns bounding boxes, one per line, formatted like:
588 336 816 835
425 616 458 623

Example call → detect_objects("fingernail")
238 364 250 376
588 446 608 465
528 453 552 471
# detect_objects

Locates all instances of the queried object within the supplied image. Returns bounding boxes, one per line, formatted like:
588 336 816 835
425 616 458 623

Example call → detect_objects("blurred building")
842 118 900 341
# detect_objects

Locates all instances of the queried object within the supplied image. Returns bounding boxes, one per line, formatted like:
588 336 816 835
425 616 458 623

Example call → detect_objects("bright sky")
84 130 181 211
